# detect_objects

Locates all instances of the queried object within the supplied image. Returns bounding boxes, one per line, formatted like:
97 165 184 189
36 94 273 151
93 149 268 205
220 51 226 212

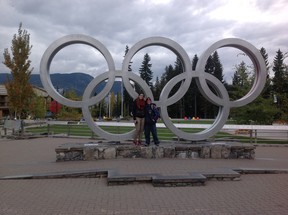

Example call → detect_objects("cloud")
0 0 287 85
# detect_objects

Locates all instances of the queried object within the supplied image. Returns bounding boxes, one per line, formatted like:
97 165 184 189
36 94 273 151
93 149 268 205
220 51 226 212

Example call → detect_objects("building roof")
33 85 49 97
0 84 48 97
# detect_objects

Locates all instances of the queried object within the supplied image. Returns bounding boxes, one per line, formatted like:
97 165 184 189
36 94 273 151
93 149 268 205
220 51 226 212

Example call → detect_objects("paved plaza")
1 137 288 214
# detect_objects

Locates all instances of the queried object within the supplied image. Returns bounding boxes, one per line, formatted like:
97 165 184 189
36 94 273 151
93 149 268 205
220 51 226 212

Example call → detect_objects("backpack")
151 103 160 122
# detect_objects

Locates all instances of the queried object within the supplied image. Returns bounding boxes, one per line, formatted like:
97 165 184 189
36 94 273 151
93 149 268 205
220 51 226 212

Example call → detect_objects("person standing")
132 93 145 145
143 97 160 146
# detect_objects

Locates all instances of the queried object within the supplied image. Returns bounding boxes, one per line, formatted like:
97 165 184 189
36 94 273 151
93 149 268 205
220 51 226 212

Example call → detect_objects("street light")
273 94 277 104
121 79 123 118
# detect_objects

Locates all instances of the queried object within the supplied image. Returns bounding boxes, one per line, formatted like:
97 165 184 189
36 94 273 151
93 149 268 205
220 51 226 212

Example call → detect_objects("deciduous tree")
3 23 35 118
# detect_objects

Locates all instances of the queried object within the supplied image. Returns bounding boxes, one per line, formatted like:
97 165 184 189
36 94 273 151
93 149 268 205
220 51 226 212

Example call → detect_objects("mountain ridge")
0 73 122 96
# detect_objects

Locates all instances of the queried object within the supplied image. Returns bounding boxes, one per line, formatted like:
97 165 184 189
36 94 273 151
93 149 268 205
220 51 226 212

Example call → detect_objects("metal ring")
82 71 153 141
195 38 267 107
40 35 267 141
122 36 192 107
40 34 116 108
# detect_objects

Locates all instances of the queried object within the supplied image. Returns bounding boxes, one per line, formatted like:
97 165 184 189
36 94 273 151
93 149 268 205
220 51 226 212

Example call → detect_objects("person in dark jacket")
143 97 160 146
132 93 145 145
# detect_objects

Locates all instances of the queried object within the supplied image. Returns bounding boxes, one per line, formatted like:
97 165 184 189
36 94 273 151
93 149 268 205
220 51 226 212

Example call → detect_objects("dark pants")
144 123 159 145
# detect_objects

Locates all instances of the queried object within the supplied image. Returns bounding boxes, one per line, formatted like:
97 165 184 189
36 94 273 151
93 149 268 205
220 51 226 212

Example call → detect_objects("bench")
2 120 23 136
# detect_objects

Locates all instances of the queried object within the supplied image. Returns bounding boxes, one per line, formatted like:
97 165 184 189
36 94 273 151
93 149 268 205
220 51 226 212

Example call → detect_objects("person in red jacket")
132 93 145 145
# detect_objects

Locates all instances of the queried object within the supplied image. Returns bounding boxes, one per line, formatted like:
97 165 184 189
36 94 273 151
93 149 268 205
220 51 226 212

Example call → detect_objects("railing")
14 120 288 143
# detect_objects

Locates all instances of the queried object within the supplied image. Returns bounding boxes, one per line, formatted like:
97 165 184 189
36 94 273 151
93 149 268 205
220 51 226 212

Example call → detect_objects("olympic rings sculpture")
40 34 267 141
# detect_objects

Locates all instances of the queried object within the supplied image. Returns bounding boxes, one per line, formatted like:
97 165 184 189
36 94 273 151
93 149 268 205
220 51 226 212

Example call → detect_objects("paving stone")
152 173 206 187
107 173 160 185
233 168 288 174
198 169 241 181
1 137 288 214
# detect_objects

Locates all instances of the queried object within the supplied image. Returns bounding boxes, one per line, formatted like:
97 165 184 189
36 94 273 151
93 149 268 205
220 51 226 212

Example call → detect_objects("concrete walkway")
1 137 288 214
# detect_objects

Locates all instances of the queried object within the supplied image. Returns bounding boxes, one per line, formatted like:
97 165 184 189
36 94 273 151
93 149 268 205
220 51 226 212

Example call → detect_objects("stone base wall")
55 142 255 161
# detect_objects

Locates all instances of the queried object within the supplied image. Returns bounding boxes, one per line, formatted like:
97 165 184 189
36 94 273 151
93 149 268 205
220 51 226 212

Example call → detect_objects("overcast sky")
0 0 287 84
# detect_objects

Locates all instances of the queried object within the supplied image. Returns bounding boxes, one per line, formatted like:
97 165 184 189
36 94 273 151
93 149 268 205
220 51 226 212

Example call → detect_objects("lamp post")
108 92 111 118
194 93 197 117
121 79 123 118
273 94 277 104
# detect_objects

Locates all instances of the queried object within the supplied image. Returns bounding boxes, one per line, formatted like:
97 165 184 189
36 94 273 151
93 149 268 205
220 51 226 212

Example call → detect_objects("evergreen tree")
164 64 175 88
272 49 288 121
230 61 250 100
3 23 35 119
183 55 199 118
272 49 286 94
159 65 172 93
212 51 225 83
174 56 183 73
205 55 214 74
139 53 153 88
156 58 183 118
259 47 272 99
123 45 134 117
202 53 222 118
173 57 184 118
189 55 200 118
124 45 132 72
228 59 277 124
192 54 198 70
260 47 269 69
153 76 161 100
232 61 250 87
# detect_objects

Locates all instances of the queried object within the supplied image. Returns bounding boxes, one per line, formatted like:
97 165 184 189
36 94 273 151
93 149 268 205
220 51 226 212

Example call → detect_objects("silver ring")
40 35 267 141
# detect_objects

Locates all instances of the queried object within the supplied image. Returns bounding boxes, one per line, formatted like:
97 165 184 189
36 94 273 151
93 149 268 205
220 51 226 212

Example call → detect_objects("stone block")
229 151 238 159
241 150 255 159
163 147 175 158
83 147 99 160
103 147 116 159
211 145 222 159
221 146 231 159
249 150 255 159
97 147 107 159
117 147 142 158
201 146 210 158
153 147 164 158
65 151 83 161
191 151 199 159
115 147 128 158
141 147 153 158
175 146 188 151
176 151 187 159
56 152 64 161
